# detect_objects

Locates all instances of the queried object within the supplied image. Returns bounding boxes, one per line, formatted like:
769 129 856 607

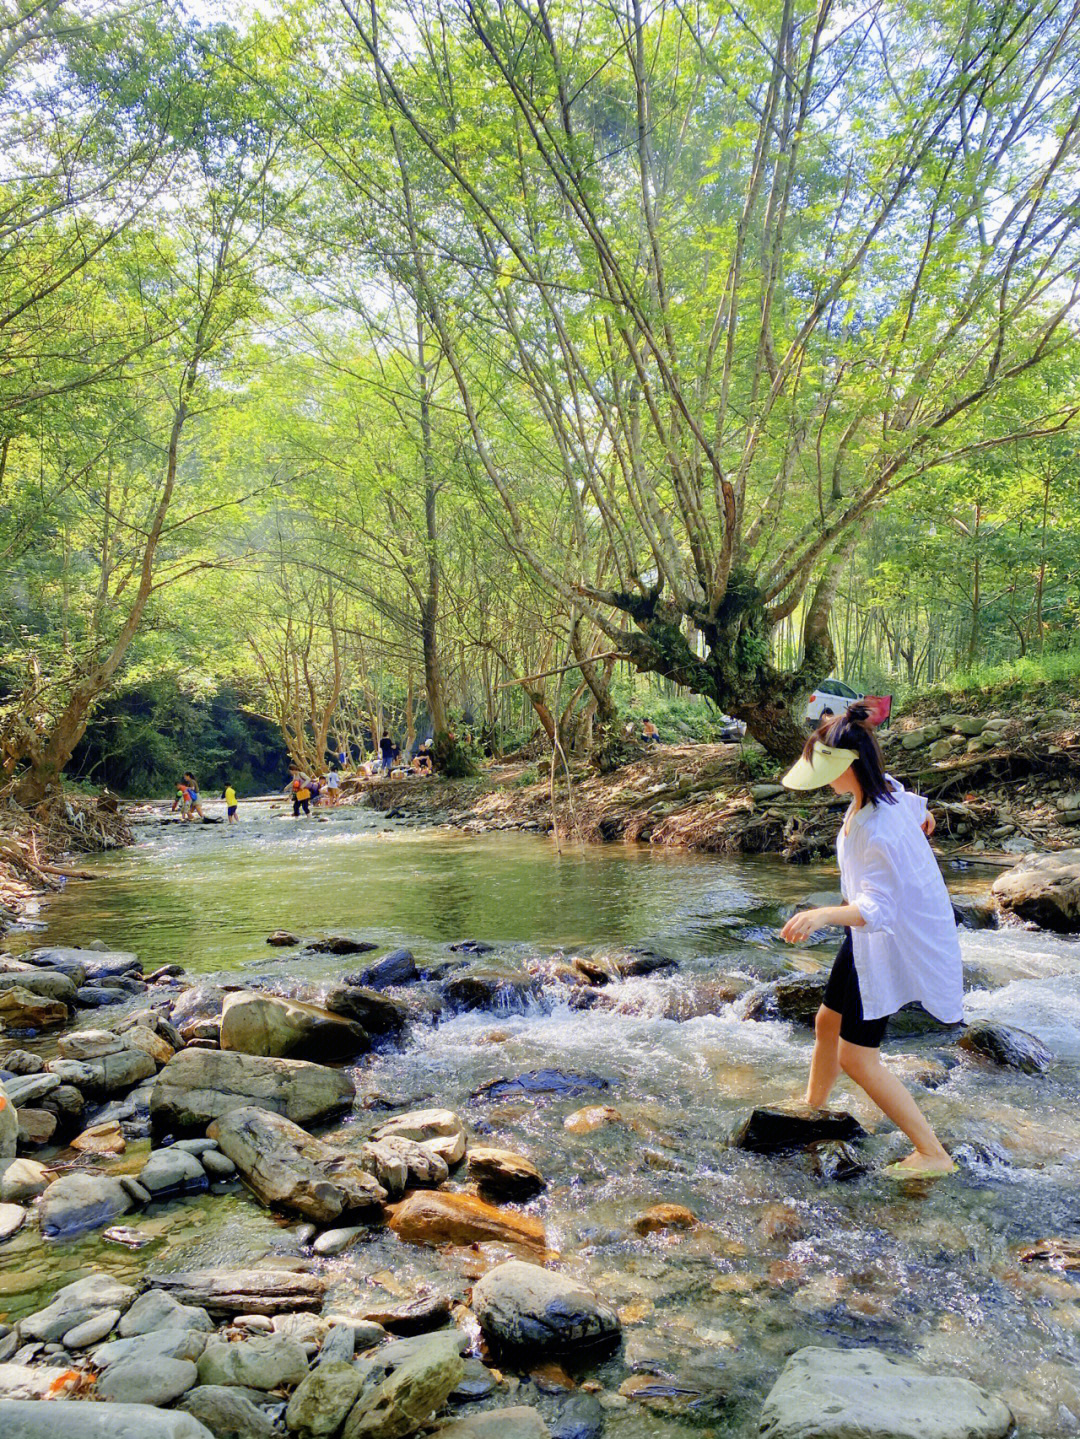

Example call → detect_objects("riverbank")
0 796 132 930
363 705 1080 862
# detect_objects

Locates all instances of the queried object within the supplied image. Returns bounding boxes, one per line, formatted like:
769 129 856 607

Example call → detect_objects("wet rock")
550 1392 603 1439
146 1269 327 1317
810 1141 868 1181
631 1203 696 1236
1018 1238 1080 1270
170 985 227 1031
563 1106 622 1134
467 1146 545 1200
323 984 409 1036
351 949 418 990
389 1191 546 1255
119 1289 214 1337
179 1386 278 1439
220 991 368 1062
140 1146 210 1198
361 1295 452 1336
38 1171 136 1239
661 978 748 1020
959 1021 1052 1073
307 936 378 955
50 1046 157 1096
0 1203 25 1241
436 1409 550 1439
450 1357 498 1401
20 1273 136 1342
0 1050 44 1075
98 1357 200 1406
474 1071 609 1101
992 849 1080 931
94 1331 210 1368
744 974 828 1026
617 947 678 977
362 1136 449 1197
38 1081 84 1131
758 1345 1013 1439
0 1400 217 1437
449 940 493 954
731 1105 866 1154
342 1332 465 1439
58 1029 126 1060
63 1307 121 1347
0 1157 49 1202
197 1333 309 1389
287 1361 366 1437
209 1105 385 1222
31 945 140 980
951 894 999 930
202 1148 237 1180
71 1118 126 1154
267 931 300 946
372 1108 467 1164
442 971 543 1015
472 1261 619 1355
312 1224 368 1256
150 1048 355 1134
0 987 68 1030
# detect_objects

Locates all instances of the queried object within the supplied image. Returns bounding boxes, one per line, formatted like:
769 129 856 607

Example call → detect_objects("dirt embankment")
362 706 1080 863
0 793 132 928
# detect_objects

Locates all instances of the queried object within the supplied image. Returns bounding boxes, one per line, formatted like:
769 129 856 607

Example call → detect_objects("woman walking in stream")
779 704 963 1176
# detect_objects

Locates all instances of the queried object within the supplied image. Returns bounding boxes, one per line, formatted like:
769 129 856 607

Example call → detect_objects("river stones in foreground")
220 991 369 1061
150 1048 354 1134
209 1105 386 1222
19 1273 136 1342
759 1346 1013 1439
179 1386 278 1439
958 1021 1052 1073
472 1261 620 1354
146 1268 327 1316
435 1408 551 1439
992 849 1080 931
0 1400 215 1438
286 1360 366 1438
343 1333 465 1439
731 1105 866 1154
389 1192 546 1255
197 1333 308 1389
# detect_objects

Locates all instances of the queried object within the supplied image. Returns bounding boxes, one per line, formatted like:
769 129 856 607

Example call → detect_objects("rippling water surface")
6 799 1080 1437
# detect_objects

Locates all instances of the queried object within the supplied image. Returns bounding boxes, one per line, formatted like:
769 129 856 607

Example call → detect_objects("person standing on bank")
779 704 963 1176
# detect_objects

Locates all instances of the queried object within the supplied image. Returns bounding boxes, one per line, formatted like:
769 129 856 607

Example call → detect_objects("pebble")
63 1308 121 1348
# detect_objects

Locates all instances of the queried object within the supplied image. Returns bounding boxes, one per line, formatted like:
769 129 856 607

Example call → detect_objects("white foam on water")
965 972 1080 1058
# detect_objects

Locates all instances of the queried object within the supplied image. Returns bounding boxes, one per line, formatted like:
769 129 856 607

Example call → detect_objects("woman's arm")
780 904 866 944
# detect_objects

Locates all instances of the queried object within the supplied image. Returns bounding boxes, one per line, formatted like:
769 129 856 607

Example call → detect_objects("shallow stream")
6 801 1080 1436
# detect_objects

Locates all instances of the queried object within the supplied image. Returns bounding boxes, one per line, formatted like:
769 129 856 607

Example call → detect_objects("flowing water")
5 800 1080 1436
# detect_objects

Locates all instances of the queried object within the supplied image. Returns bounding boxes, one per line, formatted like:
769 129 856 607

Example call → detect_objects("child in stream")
779 704 963 1177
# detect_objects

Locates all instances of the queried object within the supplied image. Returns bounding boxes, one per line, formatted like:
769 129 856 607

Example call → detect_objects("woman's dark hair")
802 702 895 806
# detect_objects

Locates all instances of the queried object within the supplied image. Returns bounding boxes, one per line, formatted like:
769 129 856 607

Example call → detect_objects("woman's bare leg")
838 1040 953 1170
805 1005 843 1108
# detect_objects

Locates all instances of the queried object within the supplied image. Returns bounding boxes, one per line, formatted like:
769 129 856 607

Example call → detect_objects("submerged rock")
958 1021 1052 1073
759 1345 1013 1439
139 1147 210 1198
992 849 1080 931
436 1409 550 1439
150 1048 354 1134
209 1105 386 1222
219 991 369 1061
441 971 543 1015
631 1203 696 1235
350 949 418 990
307 936 378 955
473 1071 609 1101
389 1191 546 1255
810 1140 868 1181
731 1105 866 1154
472 1261 620 1354
0 987 67 1030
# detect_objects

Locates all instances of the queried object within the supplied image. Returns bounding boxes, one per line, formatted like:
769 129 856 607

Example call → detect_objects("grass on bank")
914 650 1080 715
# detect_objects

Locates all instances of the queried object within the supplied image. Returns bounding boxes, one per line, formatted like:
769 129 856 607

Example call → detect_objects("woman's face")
828 762 858 795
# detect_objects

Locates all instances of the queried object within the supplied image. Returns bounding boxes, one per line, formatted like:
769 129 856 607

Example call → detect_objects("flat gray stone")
93 1329 209 1369
62 1307 120 1348
19 1273 136 1342
178 1386 278 1439
758 1346 1013 1439
197 1333 309 1389
96 1356 199 1405
0 1400 214 1438
119 1288 213 1337
140 1147 210 1196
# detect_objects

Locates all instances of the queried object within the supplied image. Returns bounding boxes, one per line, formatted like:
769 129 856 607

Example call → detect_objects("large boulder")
0 970 77 1006
342 1333 465 1439
48 1046 156 1096
150 1048 354 1134
119 1289 213 1338
37 1171 137 1239
472 1261 619 1354
220 991 368 1061
286 1361 366 1438
0 1401 214 1438
731 1106 866 1154
441 971 543 1015
196 1334 309 1389
208 1106 386 1222
30 945 140 981
992 849 1080 931
0 988 68 1030
758 1346 1012 1439
96 1357 199 1406
348 949 418 990
389 1192 546 1255
372 1109 467 1164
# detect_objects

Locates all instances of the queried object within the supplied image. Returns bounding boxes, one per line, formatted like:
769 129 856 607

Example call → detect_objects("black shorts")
823 930 889 1048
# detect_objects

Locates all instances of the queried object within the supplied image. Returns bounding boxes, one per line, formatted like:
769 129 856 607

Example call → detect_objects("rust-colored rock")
388 1190 546 1255
632 1203 697 1236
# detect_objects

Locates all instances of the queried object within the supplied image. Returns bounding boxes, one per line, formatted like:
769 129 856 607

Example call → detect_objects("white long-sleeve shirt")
836 780 963 1024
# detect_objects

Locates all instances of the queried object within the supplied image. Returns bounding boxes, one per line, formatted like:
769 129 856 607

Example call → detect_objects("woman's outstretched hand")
780 908 829 943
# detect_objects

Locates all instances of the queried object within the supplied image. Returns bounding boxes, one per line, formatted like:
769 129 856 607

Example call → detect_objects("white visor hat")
781 741 856 791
